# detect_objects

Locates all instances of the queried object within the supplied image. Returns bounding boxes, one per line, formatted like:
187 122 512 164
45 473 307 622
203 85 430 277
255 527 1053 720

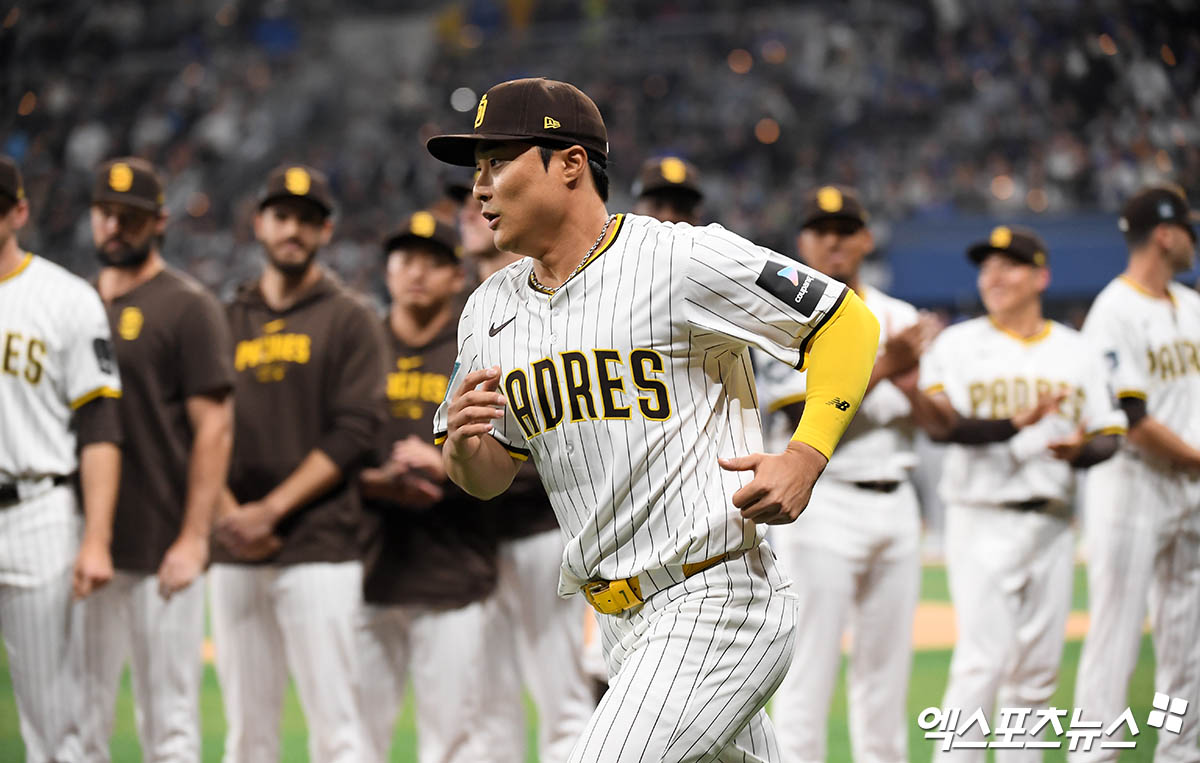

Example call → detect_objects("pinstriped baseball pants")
0 485 84 763
569 542 797 763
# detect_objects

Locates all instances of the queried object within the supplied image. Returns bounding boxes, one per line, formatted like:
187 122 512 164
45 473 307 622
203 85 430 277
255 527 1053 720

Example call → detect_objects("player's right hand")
443 365 507 462
73 538 114 599
157 533 208 599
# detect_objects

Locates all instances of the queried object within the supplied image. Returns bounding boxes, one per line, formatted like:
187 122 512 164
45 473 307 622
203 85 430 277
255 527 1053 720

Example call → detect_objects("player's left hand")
1048 424 1088 463
73 537 114 599
719 441 829 524
216 501 282 560
157 533 209 599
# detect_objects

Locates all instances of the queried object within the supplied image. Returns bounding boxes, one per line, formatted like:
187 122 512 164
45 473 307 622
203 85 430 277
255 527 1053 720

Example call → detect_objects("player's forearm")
792 292 880 459
178 398 233 542
79 442 120 546
1127 416 1200 470
263 449 343 521
1071 433 1121 468
444 436 520 500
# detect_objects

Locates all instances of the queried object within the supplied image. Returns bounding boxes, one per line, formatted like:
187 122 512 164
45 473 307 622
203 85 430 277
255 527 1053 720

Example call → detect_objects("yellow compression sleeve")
791 290 880 459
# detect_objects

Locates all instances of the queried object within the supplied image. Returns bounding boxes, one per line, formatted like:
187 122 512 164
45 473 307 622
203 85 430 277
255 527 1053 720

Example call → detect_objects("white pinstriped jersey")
434 213 848 595
1083 276 1200 468
0 253 122 480
919 317 1125 507
755 285 919 482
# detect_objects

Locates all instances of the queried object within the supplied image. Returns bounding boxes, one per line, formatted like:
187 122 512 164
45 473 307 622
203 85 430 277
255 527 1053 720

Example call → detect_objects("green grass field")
0 565 1169 761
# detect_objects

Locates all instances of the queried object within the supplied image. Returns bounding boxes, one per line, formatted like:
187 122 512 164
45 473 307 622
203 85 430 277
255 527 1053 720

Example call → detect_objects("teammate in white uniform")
903 226 1125 761
757 186 940 763
1072 186 1200 763
0 155 121 762
427 78 880 762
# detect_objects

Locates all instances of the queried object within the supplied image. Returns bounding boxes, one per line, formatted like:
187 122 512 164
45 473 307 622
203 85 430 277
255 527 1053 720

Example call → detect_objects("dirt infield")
910 603 1093 650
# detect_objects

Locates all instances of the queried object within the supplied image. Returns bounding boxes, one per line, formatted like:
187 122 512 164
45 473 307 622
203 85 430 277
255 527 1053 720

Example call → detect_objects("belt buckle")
582 577 644 615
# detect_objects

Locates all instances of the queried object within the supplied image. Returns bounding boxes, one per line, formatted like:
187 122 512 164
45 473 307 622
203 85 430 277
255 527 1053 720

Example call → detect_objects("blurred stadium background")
2 0 1195 760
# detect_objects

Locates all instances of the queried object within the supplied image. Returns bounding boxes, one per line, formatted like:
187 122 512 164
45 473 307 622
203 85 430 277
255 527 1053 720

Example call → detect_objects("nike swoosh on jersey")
489 316 516 337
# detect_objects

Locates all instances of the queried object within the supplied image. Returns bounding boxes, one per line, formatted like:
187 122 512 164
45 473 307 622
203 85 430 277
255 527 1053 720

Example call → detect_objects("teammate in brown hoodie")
210 164 386 763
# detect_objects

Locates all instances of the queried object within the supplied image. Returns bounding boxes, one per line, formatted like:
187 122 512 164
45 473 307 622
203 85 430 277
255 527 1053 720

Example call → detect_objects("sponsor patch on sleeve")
443 361 462 403
93 338 115 375
755 261 829 318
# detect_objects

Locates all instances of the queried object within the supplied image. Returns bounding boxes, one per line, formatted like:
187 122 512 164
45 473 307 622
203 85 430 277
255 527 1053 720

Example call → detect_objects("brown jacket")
216 271 387 565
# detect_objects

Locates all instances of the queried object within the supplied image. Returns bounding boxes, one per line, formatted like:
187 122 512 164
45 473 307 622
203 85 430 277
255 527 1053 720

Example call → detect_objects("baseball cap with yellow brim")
259 164 336 217
800 186 869 230
382 211 462 261
0 155 24 205
426 78 609 168
92 157 164 213
967 226 1050 267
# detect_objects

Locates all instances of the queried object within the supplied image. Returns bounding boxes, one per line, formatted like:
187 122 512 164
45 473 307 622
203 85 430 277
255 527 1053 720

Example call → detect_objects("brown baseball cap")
92 157 164 212
0 155 24 204
633 157 703 200
259 164 335 217
382 210 462 261
426 78 609 167
967 225 1049 267
1119 185 1197 242
800 185 869 230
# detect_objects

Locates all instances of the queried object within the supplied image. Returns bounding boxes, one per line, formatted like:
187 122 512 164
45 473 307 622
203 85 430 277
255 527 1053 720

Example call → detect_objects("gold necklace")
530 214 616 295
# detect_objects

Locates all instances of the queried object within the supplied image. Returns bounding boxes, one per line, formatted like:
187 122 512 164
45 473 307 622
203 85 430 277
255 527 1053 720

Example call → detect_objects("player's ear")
10 199 29 229
560 145 589 187
154 210 168 235
1036 265 1051 293
318 217 334 246
860 226 875 252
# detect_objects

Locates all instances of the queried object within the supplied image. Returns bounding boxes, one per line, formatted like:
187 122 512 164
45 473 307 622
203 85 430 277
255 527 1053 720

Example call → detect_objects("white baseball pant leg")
482 529 596 763
937 503 1073 763
568 543 797 763
0 485 84 763
78 571 205 762
210 561 366 763
1072 456 1200 763
771 478 920 763
357 600 494 763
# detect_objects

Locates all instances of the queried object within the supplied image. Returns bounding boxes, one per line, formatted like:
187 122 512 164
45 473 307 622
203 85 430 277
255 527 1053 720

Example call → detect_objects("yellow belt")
581 553 732 615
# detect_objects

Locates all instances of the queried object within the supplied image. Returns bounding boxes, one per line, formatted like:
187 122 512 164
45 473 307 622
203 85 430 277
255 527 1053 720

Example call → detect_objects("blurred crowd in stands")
2 0 1197 302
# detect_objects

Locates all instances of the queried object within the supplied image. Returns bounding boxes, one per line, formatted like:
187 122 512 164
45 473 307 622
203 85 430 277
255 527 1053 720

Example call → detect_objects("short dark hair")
641 188 701 219
538 145 609 202
0 196 14 216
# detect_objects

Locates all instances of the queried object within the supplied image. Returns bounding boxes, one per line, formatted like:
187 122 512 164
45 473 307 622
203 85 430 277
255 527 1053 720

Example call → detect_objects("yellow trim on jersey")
0 252 33 284
923 383 946 396
526 214 626 296
989 317 1052 345
70 385 122 410
1116 389 1147 400
432 431 528 460
765 392 806 414
1087 425 1127 439
1119 275 1173 303
791 291 880 459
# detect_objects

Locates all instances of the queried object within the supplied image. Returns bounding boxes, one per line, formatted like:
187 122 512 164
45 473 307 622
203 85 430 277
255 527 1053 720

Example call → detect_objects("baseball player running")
757 186 939 763
80 157 235 762
632 157 704 225
453 179 598 762
0 155 121 762
210 165 386 762
427 77 880 762
356 211 501 763
1072 186 1200 762
900 226 1125 761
